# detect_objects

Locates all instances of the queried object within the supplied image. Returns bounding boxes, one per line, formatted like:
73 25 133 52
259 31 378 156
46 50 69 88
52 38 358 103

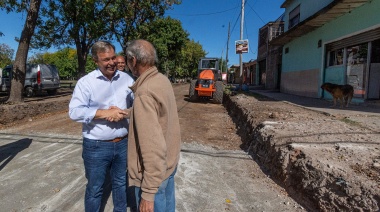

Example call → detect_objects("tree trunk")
76 47 87 79
7 0 42 103
75 35 90 79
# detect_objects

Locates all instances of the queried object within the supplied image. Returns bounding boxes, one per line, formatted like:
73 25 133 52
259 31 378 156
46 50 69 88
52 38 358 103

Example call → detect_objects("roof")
230 64 240 68
281 0 294 8
271 0 370 46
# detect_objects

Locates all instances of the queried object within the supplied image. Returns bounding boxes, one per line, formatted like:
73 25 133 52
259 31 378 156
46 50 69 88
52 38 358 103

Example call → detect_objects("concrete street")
0 133 305 212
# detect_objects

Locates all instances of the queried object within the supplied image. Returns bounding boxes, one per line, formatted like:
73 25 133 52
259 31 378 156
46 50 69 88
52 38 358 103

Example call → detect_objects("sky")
0 0 285 67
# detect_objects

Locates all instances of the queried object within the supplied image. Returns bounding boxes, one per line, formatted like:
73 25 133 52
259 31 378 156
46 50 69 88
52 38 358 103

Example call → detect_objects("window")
201 60 217 69
347 44 367 65
289 5 300 29
346 43 368 98
371 39 380 63
270 25 284 41
327 49 344 67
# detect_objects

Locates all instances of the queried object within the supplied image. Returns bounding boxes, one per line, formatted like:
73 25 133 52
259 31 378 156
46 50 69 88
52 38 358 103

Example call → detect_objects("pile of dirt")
0 88 72 128
224 93 380 211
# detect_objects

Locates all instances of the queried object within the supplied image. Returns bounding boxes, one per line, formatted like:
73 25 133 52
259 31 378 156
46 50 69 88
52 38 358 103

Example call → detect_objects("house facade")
257 15 284 89
243 59 257 85
271 0 380 101
228 60 257 85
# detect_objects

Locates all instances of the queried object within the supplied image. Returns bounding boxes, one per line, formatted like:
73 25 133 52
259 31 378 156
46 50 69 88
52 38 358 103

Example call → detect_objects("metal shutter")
326 27 380 51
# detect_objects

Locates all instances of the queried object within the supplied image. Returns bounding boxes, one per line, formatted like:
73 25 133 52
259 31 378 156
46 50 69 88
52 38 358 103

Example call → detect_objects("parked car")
1 64 60 97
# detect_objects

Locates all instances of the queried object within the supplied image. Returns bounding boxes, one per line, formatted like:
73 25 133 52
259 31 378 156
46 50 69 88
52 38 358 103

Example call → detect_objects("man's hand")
106 106 128 122
139 198 154 212
95 106 128 122
109 106 131 118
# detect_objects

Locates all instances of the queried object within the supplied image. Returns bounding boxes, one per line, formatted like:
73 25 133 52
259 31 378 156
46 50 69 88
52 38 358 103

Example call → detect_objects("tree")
138 17 189 77
0 43 15 68
179 39 206 78
110 0 178 54
3 0 42 103
33 0 180 79
27 52 45 64
33 0 116 78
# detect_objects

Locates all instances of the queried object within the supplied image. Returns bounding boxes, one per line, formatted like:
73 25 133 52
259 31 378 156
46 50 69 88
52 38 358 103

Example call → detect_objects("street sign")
235 39 249 54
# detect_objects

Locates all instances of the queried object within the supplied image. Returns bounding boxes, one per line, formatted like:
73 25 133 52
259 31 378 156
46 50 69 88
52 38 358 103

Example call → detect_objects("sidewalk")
249 89 380 132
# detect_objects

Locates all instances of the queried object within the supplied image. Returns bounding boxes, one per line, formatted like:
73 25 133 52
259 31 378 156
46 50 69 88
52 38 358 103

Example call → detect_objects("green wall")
282 0 380 74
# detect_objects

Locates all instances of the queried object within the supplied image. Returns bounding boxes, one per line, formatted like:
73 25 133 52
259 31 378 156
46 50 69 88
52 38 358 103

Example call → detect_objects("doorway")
368 39 380 99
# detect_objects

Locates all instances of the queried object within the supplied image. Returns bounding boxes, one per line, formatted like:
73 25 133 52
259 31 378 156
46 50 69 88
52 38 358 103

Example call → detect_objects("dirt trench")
223 93 380 211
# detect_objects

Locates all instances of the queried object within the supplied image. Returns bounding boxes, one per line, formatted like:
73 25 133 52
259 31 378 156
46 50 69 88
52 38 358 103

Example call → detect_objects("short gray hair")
125 39 158 67
91 41 115 60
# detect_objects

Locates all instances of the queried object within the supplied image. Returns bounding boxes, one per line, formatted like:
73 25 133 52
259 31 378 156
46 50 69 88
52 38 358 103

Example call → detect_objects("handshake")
104 106 131 122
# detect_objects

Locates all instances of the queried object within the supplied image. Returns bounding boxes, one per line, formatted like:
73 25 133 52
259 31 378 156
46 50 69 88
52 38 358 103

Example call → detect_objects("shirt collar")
95 69 120 81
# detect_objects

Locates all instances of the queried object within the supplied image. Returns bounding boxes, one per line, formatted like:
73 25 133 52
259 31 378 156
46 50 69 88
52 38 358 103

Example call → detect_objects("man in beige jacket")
126 39 181 212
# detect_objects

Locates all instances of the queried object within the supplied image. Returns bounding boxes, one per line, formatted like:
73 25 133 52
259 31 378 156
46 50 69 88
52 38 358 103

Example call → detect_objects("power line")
246 1 266 24
244 20 256 55
166 6 240 16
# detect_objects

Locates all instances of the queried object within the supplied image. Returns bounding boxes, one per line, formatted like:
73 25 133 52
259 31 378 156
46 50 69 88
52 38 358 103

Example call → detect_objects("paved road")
0 133 306 212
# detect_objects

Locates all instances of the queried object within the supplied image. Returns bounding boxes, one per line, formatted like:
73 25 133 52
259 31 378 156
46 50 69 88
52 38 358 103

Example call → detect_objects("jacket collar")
130 66 158 92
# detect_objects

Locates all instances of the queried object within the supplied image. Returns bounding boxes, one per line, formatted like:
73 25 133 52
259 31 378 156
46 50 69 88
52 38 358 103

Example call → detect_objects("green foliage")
2 0 204 81
219 58 227 73
31 0 179 78
32 0 116 77
166 0 182 6
85 56 97 74
28 52 45 64
110 0 173 53
139 17 189 76
179 40 206 78
0 0 30 13
0 43 14 68
34 0 111 49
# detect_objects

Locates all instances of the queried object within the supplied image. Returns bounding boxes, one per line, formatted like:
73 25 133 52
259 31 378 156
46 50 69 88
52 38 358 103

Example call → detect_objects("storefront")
325 27 380 100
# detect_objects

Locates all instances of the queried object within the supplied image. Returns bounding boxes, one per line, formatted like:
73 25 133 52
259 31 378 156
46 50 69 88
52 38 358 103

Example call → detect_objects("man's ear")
93 58 99 66
131 56 137 67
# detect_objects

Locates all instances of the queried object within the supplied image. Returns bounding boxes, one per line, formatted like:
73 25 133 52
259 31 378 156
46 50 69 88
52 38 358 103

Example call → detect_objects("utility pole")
239 0 245 90
220 49 224 73
226 22 230 83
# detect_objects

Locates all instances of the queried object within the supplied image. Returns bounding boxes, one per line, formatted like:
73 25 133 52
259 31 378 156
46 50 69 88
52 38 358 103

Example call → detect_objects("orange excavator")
189 57 224 103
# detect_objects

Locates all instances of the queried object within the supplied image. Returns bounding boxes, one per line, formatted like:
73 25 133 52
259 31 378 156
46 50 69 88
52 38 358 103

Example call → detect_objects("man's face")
116 57 126 71
94 49 116 79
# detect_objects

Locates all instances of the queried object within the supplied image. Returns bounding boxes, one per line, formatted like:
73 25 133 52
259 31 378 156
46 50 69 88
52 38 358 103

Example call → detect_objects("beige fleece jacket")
128 66 181 201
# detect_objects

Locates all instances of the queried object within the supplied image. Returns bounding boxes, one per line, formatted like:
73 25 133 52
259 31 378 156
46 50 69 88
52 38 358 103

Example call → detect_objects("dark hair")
125 39 158 66
91 41 115 60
